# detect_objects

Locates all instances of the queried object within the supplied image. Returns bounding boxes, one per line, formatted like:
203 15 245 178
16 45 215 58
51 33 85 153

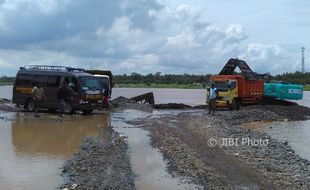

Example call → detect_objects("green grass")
304 85 310 91
0 82 13 86
115 83 206 89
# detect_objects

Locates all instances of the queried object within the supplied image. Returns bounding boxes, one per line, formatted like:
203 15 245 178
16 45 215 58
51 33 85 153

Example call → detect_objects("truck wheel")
236 101 241 110
231 99 239 110
82 109 93 115
26 99 35 112
64 101 74 114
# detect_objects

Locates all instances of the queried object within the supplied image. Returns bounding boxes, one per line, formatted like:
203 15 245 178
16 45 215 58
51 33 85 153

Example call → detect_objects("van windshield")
214 81 229 92
79 76 102 91
99 77 110 89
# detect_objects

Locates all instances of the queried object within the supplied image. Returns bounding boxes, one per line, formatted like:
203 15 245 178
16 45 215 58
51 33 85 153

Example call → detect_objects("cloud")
238 43 296 74
0 1 303 76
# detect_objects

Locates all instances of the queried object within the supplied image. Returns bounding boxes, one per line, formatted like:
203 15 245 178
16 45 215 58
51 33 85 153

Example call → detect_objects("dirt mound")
153 103 192 109
0 99 23 112
61 130 135 190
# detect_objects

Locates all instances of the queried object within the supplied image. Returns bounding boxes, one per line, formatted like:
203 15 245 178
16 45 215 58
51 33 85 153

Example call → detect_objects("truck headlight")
222 96 229 101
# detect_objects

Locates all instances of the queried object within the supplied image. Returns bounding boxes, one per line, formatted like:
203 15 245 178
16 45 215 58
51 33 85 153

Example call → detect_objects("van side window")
16 74 32 86
47 76 61 87
33 75 46 86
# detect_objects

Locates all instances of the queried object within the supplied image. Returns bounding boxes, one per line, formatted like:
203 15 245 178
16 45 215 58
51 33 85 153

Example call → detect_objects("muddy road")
60 98 310 190
128 107 310 189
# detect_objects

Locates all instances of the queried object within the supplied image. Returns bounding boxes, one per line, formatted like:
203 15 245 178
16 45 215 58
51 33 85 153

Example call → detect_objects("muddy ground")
128 106 310 189
1 98 310 189
61 130 136 190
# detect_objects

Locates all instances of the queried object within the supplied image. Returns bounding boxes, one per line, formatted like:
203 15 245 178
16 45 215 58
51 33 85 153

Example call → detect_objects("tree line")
114 72 310 85
113 72 212 85
1 71 310 85
270 72 310 85
0 76 15 84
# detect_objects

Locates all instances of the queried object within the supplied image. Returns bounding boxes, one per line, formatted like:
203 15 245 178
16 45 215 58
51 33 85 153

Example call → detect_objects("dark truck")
13 65 104 114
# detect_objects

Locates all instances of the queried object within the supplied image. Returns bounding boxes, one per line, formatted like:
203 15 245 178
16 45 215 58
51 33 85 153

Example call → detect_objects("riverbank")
115 83 205 89
115 83 310 91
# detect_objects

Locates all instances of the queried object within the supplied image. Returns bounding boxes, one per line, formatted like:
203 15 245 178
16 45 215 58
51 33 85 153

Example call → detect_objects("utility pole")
302 47 305 73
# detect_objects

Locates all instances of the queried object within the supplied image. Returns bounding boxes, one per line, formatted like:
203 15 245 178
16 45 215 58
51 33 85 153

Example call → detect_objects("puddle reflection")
0 112 111 190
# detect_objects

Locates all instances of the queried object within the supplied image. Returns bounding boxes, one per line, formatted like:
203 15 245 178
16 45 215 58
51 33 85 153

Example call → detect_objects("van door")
13 74 33 105
46 75 61 108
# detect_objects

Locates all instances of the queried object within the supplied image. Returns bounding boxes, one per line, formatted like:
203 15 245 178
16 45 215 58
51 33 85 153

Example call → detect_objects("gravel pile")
208 108 310 189
61 130 135 190
128 104 310 189
111 96 152 111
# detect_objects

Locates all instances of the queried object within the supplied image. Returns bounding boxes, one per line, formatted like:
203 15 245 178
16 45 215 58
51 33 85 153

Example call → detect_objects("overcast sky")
0 0 309 76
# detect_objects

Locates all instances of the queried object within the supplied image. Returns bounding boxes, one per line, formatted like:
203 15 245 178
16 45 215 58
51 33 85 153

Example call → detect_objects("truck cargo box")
212 75 264 97
211 75 264 105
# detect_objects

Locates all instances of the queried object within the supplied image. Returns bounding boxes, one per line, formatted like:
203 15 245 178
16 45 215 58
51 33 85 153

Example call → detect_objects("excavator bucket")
219 58 257 80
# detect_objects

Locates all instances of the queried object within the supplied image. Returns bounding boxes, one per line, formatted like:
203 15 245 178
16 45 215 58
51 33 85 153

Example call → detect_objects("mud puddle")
263 120 310 160
112 109 201 190
0 112 110 190
242 119 310 161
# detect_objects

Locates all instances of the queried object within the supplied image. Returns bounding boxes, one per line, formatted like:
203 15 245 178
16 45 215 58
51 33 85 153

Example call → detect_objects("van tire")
48 108 57 113
82 109 93 115
64 101 74 114
26 99 35 112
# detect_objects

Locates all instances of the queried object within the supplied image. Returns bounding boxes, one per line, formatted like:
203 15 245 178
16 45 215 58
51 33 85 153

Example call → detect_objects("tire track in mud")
130 114 278 189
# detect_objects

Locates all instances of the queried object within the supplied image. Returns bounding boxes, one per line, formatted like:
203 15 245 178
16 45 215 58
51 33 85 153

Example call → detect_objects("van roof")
94 74 110 78
17 65 94 77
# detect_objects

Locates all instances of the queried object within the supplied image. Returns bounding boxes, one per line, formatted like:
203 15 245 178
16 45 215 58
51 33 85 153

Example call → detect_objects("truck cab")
213 79 238 109
208 76 240 110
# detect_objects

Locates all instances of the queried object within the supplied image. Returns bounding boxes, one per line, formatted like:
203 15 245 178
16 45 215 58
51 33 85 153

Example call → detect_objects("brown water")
113 109 200 190
0 85 206 106
0 85 13 100
263 120 310 160
0 112 110 190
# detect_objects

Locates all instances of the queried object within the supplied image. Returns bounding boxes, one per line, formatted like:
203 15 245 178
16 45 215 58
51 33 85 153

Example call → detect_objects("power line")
302 47 305 73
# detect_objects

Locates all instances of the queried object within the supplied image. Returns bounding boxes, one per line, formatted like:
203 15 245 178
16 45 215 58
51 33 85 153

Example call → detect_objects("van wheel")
64 101 74 114
82 109 93 115
26 99 35 112
48 108 57 113
231 99 239 110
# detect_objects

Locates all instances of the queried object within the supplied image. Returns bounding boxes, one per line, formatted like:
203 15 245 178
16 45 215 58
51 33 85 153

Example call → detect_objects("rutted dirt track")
129 107 310 189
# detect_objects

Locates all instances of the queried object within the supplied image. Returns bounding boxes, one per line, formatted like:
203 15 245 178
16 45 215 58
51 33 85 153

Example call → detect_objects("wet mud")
61 132 135 190
128 107 310 189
